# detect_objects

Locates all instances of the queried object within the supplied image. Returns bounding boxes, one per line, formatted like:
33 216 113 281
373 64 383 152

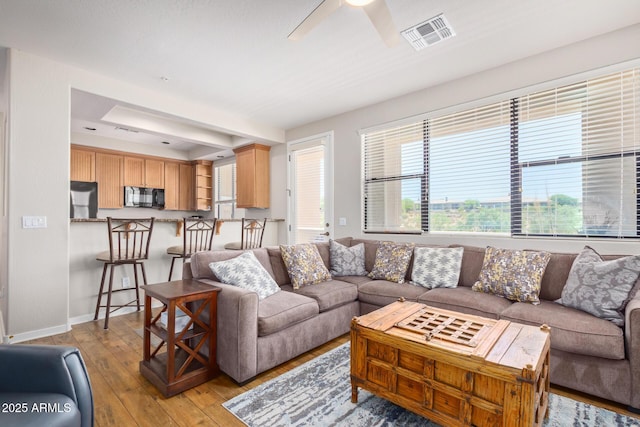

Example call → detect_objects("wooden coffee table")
350 300 550 427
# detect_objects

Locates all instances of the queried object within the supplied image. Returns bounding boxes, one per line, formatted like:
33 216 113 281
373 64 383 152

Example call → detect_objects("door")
288 132 333 244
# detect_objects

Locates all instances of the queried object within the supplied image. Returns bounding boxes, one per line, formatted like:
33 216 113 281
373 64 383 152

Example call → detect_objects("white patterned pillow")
558 246 640 326
411 247 463 289
329 240 367 276
209 251 280 300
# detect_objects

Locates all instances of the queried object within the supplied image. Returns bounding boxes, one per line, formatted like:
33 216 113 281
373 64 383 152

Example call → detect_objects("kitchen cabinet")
70 147 95 182
194 160 212 211
124 156 165 188
145 159 165 188
179 163 194 211
234 143 270 209
95 152 123 208
164 162 180 210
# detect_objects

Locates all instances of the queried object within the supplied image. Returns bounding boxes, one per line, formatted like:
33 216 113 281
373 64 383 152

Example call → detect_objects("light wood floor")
24 311 639 426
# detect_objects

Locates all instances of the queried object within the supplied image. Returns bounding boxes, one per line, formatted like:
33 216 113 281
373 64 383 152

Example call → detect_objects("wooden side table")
139 279 220 397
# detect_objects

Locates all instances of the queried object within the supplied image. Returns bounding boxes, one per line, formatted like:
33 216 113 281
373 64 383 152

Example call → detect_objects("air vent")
114 126 139 133
402 13 455 51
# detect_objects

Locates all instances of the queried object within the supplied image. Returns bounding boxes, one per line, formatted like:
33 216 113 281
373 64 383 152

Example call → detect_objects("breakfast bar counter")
68 217 283 325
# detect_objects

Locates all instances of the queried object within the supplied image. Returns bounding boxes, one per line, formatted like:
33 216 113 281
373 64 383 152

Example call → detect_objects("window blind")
362 121 426 233
291 144 326 243
515 69 640 237
429 100 511 233
361 66 640 238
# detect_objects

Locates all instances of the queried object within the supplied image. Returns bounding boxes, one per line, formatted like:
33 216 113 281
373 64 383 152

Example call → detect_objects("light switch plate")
339 217 347 226
22 216 47 229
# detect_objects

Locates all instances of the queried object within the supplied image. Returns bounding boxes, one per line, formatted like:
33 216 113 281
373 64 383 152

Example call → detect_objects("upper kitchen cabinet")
123 156 165 188
234 143 270 209
95 152 123 209
164 162 180 210
70 146 95 182
193 160 212 211
179 163 194 211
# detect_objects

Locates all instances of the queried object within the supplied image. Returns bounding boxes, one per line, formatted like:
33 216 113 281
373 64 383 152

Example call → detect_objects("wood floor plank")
19 311 640 426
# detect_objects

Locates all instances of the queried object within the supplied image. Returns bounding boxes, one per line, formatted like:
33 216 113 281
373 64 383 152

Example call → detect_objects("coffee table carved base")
350 300 550 427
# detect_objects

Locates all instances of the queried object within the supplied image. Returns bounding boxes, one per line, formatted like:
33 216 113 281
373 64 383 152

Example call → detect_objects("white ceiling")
1 0 639 157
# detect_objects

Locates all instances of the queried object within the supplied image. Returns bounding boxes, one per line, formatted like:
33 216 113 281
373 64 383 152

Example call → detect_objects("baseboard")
8 323 71 344
69 306 144 327
9 302 165 343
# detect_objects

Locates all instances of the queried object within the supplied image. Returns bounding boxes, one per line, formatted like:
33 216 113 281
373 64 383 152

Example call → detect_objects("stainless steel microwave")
124 186 165 208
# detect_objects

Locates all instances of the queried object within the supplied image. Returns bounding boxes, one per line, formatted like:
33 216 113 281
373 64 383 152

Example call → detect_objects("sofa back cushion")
190 248 274 281
450 245 486 288
266 237 352 286
350 239 381 273
538 252 577 301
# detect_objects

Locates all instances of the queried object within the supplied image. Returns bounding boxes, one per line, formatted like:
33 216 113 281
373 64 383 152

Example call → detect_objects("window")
213 162 245 219
362 121 426 233
362 67 640 238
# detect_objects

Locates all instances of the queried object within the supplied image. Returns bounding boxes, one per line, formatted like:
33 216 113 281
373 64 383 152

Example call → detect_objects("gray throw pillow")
558 246 640 326
209 251 280 300
329 239 367 276
411 247 463 288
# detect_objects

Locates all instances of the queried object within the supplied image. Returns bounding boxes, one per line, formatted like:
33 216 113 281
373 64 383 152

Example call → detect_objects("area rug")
223 343 640 426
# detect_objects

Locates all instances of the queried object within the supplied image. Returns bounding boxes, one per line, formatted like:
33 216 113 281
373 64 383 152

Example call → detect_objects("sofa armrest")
0 345 93 427
195 278 259 383
182 261 194 279
625 297 640 409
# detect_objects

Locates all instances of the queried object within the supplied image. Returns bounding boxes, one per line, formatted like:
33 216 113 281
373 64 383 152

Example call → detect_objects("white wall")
0 47 7 341
285 24 640 255
5 48 284 340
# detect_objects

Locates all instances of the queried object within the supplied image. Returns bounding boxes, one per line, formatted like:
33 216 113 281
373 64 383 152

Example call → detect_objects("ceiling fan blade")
362 0 400 47
288 0 343 41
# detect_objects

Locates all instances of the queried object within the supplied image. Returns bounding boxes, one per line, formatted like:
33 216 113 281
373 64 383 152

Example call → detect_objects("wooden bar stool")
223 218 266 250
166 218 217 281
94 217 155 329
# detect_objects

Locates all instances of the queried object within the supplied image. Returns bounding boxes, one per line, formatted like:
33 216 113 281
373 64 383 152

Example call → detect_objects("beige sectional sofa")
183 237 640 411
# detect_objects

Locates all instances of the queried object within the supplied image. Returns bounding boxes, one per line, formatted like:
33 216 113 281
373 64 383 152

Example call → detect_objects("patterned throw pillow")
558 246 640 327
411 247 463 289
280 243 332 289
368 241 415 283
329 239 367 276
472 247 551 304
209 251 280 300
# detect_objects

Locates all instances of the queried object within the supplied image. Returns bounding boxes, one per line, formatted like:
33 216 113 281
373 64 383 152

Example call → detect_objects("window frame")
361 64 640 239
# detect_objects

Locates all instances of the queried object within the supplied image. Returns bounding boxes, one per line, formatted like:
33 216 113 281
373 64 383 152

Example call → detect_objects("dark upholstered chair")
0 345 94 427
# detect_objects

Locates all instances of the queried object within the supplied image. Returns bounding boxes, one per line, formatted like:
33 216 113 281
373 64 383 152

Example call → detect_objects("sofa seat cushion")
280 280 358 312
257 291 319 337
500 300 625 360
334 275 373 287
417 287 513 319
358 281 428 307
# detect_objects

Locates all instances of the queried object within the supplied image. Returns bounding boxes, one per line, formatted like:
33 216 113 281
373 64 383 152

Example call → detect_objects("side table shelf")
139 279 220 397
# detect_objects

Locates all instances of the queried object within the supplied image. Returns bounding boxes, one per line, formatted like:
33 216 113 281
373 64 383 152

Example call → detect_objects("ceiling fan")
288 0 400 47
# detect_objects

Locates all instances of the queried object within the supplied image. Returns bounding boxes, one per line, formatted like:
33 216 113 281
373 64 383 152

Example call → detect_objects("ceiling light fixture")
160 76 170 82
83 126 96 131
161 141 170 145
345 0 375 6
